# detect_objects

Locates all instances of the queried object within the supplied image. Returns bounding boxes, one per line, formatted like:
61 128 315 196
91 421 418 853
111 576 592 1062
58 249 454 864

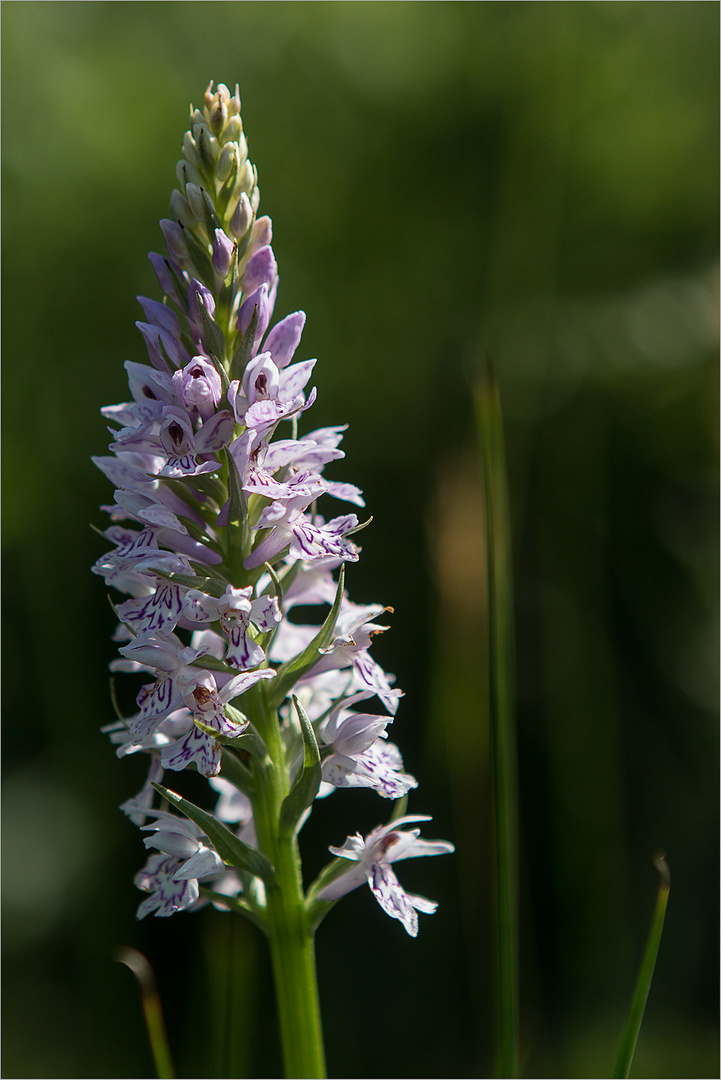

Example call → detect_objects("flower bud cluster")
94 83 452 934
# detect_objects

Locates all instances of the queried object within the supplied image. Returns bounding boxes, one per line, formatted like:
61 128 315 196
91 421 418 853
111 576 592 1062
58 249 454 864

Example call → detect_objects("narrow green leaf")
165 472 226 502
263 560 284 602
218 746 256 796
213 723 269 762
224 446 248 527
613 854 671 1079
188 654 233 674
199 888 266 933
267 565 345 710
157 333 181 372
180 222 215 285
198 184 222 241
188 560 229 582
387 793 409 823
278 696 322 837
217 241 241 327
229 303 259 382
195 130 217 178
159 571 227 598
152 783 275 885
195 292 228 365
163 254 193 311
304 850 357 932
341 515 373 538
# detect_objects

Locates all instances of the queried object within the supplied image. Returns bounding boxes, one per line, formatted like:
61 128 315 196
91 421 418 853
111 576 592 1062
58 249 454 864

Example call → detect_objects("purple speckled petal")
135 854 200 918
369 863 418 936
116 582 183 638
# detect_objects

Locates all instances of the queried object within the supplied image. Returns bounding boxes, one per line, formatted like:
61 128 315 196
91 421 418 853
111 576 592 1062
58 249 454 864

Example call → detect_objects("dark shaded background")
2 3 718 1077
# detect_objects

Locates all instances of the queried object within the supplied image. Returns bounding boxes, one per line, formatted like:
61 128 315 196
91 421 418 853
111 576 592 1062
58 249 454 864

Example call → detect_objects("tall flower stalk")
93 82 453 1079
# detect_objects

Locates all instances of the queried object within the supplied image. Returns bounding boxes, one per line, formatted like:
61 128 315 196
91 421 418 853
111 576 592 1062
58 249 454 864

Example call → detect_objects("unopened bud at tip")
230 191 253 240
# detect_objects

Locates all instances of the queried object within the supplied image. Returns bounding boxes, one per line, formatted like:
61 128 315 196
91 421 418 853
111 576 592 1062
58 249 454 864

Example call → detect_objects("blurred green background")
2 2 718 1077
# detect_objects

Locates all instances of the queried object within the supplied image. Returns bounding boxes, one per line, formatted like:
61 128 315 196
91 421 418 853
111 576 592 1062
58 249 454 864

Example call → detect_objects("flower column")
94 81 454 1080
170 84 325 1078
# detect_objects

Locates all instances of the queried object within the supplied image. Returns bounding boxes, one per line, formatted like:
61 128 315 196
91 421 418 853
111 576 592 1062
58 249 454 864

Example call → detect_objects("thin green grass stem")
613 854 671 1079
115 947 176 1080
475 358 520 1079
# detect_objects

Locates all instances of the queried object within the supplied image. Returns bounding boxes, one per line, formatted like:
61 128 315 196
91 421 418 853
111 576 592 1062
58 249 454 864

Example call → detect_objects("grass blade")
613 854 671 1079
474 356 520 1078
116 946 176 1079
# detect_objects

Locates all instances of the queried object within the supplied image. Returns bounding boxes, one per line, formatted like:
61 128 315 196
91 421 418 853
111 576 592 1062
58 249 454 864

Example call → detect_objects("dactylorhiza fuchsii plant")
93 82 453 1078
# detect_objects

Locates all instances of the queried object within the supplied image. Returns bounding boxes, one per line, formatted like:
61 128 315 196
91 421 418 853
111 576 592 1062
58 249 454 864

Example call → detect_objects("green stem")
251 692 327 1080
475 358 520 1079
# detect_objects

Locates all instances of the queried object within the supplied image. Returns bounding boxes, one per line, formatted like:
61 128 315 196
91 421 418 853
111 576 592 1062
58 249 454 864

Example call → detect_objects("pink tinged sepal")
323 480 366 507
137 296 183 338
181 588 221 625
242 244 277 294
263 310 306 369
140 810 212 858
188 277 216 323
124 360 177 405
140 813 227 882
113 490 188 534
195 409 236 452
136 321 190 372
242 469 325 505
321 695 389 754
222 667 277 700
237 282 273 345
278 565 339 610
321 738 417 800
260 435 335 473
250 593 282 630
352 650 403 716
92 454 158 489
148 251 188 310
279 357 316 399
243 386 317 433
175 846 226 881
159 219 189 262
